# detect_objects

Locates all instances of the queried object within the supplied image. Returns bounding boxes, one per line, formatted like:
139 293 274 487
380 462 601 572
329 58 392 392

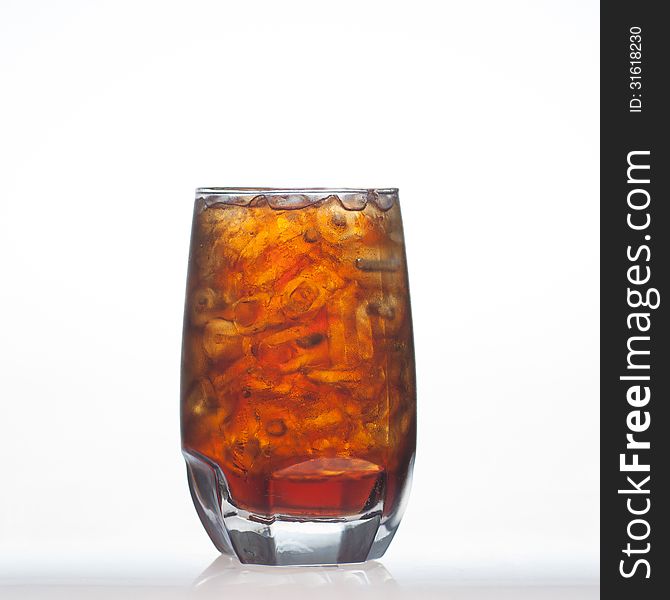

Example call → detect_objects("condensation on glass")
181 188 416 565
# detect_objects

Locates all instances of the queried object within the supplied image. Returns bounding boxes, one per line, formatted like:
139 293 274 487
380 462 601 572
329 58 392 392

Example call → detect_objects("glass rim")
196 187 398 195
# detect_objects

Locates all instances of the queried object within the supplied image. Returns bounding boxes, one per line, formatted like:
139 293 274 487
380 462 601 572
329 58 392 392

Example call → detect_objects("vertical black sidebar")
601 3 668 597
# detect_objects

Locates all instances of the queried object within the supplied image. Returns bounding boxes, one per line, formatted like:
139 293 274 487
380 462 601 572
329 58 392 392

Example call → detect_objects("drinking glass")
181 188 415 565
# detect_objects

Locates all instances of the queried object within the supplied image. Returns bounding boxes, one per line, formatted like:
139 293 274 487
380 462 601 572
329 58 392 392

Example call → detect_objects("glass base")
183 449 402 565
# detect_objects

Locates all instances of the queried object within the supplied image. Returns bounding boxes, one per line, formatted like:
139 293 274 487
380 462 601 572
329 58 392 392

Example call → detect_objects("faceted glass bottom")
184 449 413 566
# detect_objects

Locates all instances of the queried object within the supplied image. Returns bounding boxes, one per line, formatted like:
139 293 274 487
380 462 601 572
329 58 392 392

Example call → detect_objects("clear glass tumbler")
181 188 416 565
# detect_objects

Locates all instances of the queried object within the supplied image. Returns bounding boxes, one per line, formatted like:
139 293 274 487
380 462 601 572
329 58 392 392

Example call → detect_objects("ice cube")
184 377 216 416
355 304 374 360
203 318 244 361
326 285 365 367
282 278 324 320
306 369 361 384
315 202 367 244
367 294 407 338
189 287 217 327
233 294 270 334
182 331 208 380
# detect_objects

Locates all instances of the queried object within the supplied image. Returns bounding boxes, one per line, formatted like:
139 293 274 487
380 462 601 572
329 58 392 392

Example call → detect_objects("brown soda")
181 195 415 517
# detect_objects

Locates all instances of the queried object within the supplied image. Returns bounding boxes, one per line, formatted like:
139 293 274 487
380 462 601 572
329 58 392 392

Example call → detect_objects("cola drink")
181 188 415 564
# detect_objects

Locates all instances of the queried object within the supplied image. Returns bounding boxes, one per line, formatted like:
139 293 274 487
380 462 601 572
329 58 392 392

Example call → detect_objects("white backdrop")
0 0 599 587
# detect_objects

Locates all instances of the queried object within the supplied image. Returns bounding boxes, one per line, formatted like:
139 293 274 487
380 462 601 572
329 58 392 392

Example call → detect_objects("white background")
0 0 599 596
